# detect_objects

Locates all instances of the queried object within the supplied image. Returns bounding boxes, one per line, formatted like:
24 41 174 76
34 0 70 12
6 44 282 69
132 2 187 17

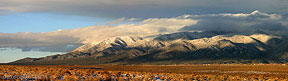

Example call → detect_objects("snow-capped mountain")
11 31 288 65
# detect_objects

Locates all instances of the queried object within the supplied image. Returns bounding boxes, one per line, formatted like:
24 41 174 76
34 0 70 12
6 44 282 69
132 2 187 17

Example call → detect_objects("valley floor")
1 64 288 80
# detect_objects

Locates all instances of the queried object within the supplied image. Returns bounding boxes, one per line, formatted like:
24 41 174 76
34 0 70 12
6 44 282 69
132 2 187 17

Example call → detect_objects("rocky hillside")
10 31 288 65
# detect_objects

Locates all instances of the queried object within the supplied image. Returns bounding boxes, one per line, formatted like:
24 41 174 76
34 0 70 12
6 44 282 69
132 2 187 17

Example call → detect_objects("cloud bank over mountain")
181 10 288 32
0 11 287 52
0 17 197 52
0 0 288 18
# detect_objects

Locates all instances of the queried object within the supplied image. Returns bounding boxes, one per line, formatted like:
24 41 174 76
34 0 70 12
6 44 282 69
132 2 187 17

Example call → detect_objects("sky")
0 0 288 63
0 0 288 33
0 13 112 33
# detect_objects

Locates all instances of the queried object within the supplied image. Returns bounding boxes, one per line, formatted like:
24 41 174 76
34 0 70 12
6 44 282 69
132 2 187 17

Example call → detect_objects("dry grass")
1 64 288 80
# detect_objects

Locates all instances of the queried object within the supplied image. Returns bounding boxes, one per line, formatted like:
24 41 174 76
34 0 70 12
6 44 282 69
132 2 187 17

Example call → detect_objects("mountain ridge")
10 31 288 65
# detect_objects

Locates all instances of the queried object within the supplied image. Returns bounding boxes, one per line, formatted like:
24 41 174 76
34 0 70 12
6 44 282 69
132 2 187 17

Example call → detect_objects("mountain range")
10 30 288 65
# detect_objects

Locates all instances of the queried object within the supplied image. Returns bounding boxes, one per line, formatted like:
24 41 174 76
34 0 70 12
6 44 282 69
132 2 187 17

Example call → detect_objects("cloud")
0 0 288 18
58 17 197 44
0 32 81 47
103 17 126 26
0 10 287 52
0 32 83 52
181 10 288 32
0 17 197 52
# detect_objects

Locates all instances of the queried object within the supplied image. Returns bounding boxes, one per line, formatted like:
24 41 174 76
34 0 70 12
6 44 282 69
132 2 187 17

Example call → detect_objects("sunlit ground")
1 65 288 80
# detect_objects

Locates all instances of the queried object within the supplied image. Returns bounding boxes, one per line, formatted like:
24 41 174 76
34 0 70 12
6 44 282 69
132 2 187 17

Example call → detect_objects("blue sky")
0 13 112 33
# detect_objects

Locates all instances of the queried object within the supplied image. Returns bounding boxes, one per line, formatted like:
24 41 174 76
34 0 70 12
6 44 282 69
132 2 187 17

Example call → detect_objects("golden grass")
0 64 288 80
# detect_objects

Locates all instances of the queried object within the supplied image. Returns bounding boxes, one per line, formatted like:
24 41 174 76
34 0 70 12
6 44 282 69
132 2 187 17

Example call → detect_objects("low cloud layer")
0 0 288 18
0 11 287 52
0 17 197 52
181 10 288 32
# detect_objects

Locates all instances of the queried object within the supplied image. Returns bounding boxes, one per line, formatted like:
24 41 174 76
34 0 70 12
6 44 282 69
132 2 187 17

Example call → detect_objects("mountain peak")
251 10 260 14
10 31 285 65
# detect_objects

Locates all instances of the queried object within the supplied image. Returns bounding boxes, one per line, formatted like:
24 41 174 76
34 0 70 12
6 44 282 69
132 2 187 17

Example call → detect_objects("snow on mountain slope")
11 31 284 65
